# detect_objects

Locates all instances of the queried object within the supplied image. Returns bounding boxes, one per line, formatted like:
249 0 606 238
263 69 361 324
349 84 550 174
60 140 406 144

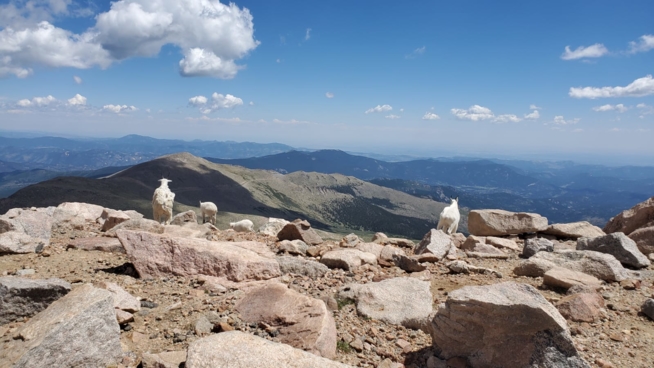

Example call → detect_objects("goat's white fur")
152 178 175 225
199 201 218 225
436 197 460 235
230 219 254 232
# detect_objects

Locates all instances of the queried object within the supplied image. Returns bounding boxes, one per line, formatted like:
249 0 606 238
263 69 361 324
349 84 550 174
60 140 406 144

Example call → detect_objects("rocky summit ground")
2 203 654 368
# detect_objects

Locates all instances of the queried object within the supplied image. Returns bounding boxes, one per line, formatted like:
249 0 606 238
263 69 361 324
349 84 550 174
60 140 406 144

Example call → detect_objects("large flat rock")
235 283 337 358
542 222 605 239
338 277 433 331
0 277 71 324
543 267 602 290
276 256 329 279
117 230 281 281
533 250 630 282
0 284 122 368
430 282 589 368
577 232 650 268
320 249 377 270
468 209 548 236
186 331 353 368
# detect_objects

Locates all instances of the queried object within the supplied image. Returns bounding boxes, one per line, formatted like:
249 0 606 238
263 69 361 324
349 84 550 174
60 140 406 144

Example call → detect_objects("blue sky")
0 0 653 163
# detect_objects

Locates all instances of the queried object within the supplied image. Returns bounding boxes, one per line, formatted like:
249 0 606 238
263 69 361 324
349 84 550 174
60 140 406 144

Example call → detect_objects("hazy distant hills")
208 150 653 226
0 135 295 198
0 135 294 171
0 153 447 239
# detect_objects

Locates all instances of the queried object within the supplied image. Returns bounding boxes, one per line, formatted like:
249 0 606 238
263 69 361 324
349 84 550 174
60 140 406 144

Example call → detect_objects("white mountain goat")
437 197 460 235
199 201 218 225
230 219 254 232
152 178 175 225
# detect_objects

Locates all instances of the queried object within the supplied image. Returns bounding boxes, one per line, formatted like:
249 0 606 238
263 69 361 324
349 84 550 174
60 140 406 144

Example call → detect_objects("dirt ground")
2 225 654 368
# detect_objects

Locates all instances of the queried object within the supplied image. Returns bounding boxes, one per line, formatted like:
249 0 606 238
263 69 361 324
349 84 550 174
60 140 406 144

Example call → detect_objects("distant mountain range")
0 153 448 239
1 134 652 229
0 135 294 171
207 150 654 226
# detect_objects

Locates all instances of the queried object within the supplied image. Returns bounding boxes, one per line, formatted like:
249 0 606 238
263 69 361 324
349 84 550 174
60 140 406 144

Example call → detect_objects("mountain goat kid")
437 197 460 235
199 201 218 225
152 178 175 225
230 219 254 232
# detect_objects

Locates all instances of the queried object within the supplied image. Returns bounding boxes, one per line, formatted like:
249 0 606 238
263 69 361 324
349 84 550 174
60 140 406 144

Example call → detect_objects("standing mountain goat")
437 197 460 235
199 201 218 225
152 178 175 225
230 219 254 232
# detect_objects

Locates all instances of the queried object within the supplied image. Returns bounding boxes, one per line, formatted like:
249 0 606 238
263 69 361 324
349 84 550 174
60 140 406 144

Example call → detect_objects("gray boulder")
338 277 433 331
629 226 654 255
0 207 53 254
641 298 654 320
415 229 454 261
170 210 198 225
533 250 630 282
523 238 554 258
0 284 122 368
277 256 329 279
0 277 71 324
577 233 650 268
430 282 589 368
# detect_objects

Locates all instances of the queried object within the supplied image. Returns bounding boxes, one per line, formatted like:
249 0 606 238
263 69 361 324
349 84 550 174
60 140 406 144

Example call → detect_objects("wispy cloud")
305 28 311 41
569 75 654 98
561 43 608 60
529 104 541 110
405 46 426 59
365 104 392 114
73 76 82 84
385 114 400 119
592 104 628 112
325 92 334 98
552 116 580 125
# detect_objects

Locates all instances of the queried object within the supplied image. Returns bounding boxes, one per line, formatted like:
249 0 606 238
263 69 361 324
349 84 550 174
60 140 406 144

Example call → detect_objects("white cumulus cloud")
529 104 541 110
451 105 494 121
493 114 522 123
365 104 392 114
561 43 608 60
190 92 243 113
569 75 654 99
592 104 628 112
422 112 440 120
188 95 208 106
103 104 137 113
67 94 86 106
628 34 654 54
0 0 259 79
552 116 580 125
325 92 334 98
524 110 540 120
